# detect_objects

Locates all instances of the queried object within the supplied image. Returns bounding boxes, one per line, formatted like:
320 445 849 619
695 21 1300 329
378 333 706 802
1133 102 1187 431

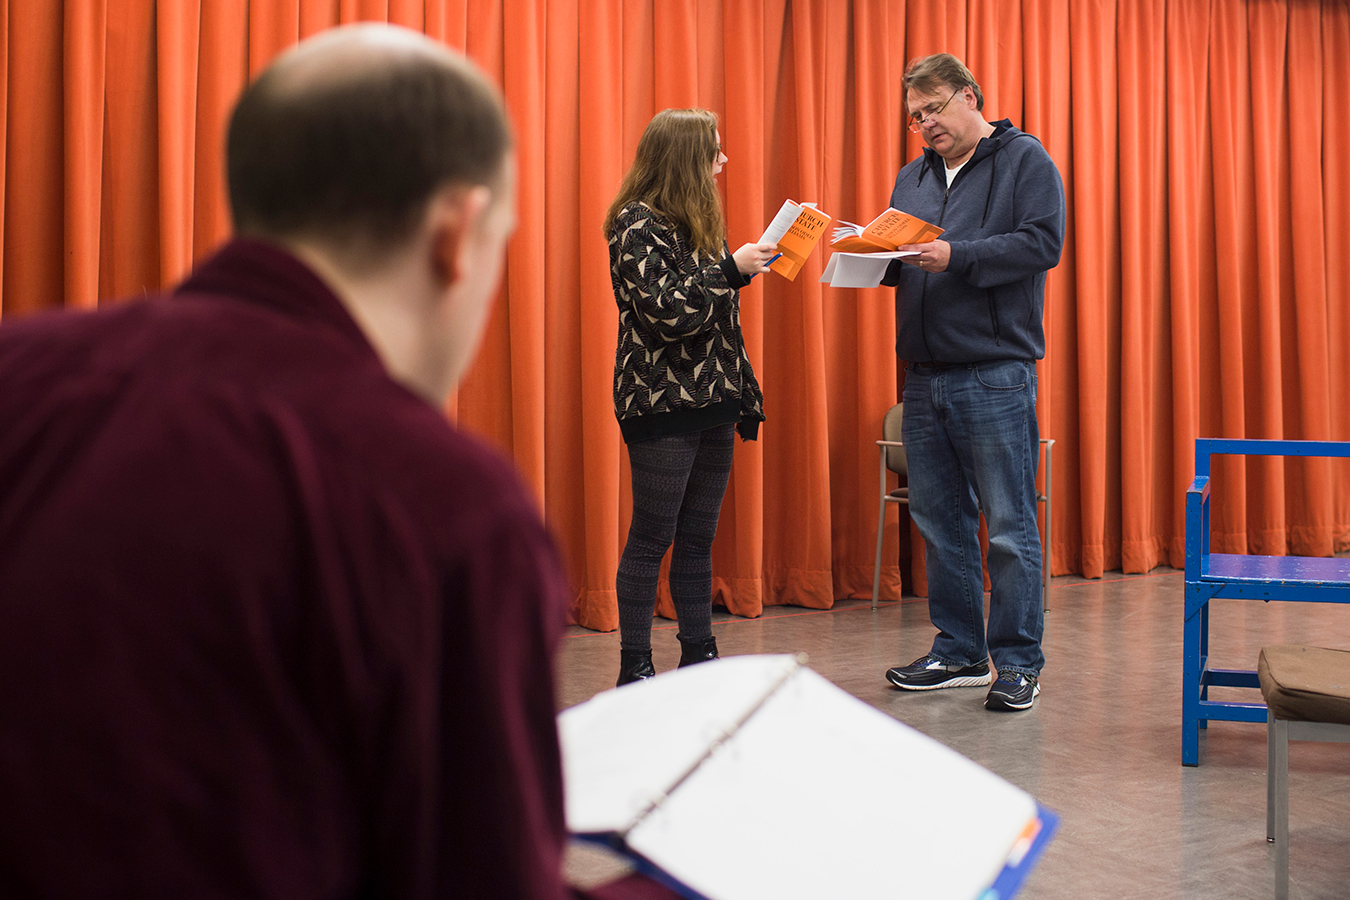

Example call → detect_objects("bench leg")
1199 603 1209 730
1183 606 1202 765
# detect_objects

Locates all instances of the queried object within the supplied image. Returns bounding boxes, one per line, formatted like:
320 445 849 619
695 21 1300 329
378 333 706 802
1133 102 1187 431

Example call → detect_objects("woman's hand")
732 242 780 276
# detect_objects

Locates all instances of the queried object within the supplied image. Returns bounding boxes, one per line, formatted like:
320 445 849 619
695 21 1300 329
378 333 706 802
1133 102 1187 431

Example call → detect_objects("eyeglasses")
907 89 961 133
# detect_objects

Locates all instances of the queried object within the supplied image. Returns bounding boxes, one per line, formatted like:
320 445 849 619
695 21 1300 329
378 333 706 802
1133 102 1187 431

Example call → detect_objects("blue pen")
749 252 782 280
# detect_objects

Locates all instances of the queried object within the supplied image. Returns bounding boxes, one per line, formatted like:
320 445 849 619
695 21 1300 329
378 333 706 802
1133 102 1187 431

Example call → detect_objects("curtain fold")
570 0 625 632
1024 0 1073 580
0 0 6 303
1068 0 1118 579
5 2 64 318
1284 0 1333 555
4 0 1349 631
710 0 768 620
1163 0 1211 567
1323 3 1350 541
155 0 198 286
63 0 106 310
192 2 241 264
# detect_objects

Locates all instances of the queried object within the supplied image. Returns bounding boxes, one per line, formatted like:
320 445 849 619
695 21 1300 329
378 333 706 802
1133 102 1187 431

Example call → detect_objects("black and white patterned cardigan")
608 201 765 443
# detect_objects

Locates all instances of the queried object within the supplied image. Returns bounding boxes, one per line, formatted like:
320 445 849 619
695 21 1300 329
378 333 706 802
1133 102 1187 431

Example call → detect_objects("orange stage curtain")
3 0 1349 631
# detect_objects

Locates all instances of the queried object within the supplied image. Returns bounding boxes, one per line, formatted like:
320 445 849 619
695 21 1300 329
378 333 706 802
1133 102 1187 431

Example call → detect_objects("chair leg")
1038 504 1049 637
872 509 885 610
1042 439 1052 614
1266 709 1276 842
873 451 887 609
1272 716 1289 900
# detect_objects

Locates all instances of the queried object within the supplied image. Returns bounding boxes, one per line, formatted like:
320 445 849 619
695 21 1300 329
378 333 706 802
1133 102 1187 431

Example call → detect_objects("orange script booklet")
830 208 943 253
759 200 832 281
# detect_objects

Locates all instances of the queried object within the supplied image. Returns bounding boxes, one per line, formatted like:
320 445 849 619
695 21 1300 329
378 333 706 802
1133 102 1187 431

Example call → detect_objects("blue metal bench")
1182 438 1350 766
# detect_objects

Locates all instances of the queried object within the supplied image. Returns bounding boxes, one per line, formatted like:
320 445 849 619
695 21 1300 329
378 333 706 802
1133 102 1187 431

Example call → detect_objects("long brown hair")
603 108 725 256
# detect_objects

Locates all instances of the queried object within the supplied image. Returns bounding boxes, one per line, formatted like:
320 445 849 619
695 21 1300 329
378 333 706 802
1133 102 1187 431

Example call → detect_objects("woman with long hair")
604 108 778 687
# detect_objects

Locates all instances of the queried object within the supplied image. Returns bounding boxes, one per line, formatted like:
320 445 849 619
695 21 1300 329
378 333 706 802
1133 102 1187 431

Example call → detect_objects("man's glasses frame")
907 88 962 134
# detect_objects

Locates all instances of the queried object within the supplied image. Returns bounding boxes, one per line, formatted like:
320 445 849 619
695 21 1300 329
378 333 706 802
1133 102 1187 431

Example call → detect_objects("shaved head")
226 24 512 267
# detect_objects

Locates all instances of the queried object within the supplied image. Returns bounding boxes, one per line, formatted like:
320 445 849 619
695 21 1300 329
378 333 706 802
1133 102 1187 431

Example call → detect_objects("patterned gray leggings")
617 423 735 651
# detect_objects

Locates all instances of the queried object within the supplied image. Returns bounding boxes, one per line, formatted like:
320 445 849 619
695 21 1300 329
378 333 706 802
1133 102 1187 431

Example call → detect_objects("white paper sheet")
819 250 917 288
559 655 799 835
759 200 818 244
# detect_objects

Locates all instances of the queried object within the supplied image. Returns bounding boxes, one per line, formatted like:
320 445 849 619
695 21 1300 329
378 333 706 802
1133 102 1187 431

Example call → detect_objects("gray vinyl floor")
555 568 1350 900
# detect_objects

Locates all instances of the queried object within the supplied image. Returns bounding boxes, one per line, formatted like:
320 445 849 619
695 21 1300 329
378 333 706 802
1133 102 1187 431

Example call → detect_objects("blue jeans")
902 360 1044 677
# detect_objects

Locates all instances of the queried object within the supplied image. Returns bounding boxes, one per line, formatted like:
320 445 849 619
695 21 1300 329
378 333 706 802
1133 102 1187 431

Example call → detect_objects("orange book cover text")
831 208 943 253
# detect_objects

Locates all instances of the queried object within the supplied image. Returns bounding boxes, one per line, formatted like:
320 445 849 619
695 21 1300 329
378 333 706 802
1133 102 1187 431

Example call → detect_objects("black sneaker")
884 654 992 690
985 672 1040 711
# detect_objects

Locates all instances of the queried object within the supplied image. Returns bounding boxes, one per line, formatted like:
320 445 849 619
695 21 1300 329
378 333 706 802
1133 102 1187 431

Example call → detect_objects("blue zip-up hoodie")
885 119 1065 363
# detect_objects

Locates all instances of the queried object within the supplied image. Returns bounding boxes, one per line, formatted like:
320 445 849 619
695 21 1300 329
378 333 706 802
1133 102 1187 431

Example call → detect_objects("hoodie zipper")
922 144 1004 350
917 162 955 361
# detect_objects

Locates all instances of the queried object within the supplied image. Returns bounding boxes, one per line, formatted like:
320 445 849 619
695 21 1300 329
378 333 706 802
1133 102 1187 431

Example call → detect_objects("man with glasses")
881 53 1065 712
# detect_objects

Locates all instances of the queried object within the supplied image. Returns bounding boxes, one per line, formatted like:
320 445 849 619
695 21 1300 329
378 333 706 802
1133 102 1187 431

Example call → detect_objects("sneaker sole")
886 671 993 691
985 684 1041 710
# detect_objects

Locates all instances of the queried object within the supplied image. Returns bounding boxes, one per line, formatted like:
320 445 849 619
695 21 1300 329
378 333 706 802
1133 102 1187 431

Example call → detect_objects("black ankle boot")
616 649 655 687
677 634 719 668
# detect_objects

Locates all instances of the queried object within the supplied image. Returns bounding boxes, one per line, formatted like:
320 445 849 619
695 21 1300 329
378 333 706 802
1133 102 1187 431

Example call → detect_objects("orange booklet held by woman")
759 200 832 280
831 208 943 253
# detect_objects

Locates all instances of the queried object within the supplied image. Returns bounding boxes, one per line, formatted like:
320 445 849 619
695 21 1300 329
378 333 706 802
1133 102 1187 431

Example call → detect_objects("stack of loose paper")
819 249 915 288
559 655 1056 900
758 200 832 281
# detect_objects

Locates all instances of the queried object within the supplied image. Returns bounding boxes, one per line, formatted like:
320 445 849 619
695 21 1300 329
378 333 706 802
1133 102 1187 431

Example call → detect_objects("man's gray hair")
902 53 985 111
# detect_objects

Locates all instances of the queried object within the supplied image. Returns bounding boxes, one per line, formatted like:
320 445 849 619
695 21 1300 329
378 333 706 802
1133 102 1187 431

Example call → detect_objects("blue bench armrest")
1185 475 1211 581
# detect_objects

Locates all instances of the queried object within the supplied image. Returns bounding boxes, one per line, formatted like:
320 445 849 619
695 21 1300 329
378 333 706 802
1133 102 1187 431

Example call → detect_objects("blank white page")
559 655 800 836
623 665 1038 900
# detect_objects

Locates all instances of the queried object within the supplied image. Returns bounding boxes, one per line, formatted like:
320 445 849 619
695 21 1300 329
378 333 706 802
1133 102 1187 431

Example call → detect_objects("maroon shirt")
0 240 666 900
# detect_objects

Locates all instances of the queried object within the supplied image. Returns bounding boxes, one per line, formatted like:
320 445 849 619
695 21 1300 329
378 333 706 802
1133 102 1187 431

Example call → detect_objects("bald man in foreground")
0 25 670 900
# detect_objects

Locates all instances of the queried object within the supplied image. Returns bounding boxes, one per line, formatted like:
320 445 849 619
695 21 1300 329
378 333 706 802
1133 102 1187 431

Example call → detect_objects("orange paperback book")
831 208 943 253
759 200 832 280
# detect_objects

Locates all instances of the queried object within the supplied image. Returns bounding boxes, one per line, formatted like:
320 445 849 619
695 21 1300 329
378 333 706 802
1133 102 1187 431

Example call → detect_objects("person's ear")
431 185 492 288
